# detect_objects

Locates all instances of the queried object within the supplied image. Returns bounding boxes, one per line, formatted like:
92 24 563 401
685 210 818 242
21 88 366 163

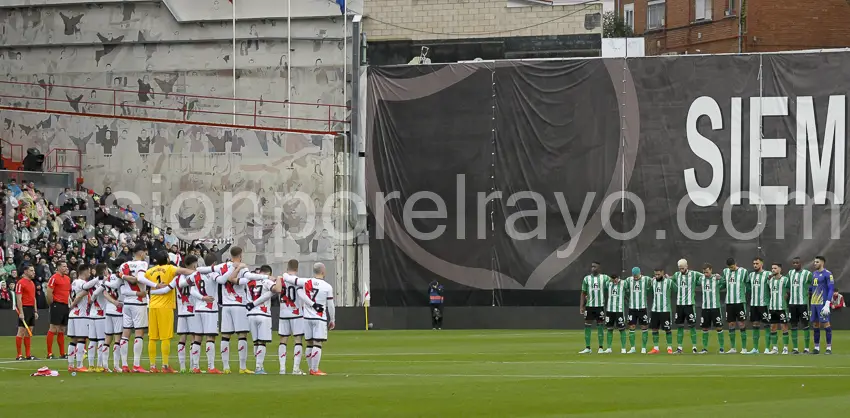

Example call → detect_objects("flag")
363 288 370 307
335 0 345 14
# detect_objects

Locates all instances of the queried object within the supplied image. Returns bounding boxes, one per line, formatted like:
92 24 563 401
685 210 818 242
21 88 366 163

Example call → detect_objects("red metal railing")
0 79 349 135
44 147 82 181
1 136 24 165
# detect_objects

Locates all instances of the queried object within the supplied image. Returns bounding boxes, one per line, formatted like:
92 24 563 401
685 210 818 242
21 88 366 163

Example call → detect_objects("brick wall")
622 0 850 55
364 0 602 41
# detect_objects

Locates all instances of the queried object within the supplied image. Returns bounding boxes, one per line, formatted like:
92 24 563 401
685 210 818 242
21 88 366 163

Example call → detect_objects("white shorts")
122 304 149 329
67 317 89 338
88 318 107 340
221 306 249 334
278 317 305 337
249 315 272 342
303 319 328 341
195 311 219 336
105 315 123 335
177 316 194 335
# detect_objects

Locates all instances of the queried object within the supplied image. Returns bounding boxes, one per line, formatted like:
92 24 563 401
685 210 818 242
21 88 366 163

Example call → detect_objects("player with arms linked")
721 258 748 354
603 274 627 354
626 267 652 354
810 255 834 354
787 257 813 354
649 267 677 354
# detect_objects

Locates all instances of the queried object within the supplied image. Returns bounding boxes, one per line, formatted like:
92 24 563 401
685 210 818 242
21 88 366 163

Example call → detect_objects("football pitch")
1 330 849 417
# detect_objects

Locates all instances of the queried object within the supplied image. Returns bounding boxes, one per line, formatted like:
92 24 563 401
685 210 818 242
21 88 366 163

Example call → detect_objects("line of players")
62 245 336 375
579 256 835 355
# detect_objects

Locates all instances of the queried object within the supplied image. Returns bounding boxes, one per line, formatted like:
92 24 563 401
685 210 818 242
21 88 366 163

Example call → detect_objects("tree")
603 11 634 38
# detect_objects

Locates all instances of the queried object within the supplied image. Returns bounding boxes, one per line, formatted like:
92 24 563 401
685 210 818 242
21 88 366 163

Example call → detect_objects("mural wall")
0 1 350 281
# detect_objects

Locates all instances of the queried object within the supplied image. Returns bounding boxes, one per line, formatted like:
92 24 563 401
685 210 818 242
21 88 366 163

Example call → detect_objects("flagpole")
342 2 347 134
287 0 292 130
232 0 237 126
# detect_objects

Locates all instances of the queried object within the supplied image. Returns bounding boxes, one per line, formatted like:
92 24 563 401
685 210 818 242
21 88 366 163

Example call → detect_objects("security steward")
429 280 445 330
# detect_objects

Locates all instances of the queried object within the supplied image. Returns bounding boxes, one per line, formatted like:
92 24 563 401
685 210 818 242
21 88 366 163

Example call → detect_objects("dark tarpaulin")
366 64 498 306
492 60 622 305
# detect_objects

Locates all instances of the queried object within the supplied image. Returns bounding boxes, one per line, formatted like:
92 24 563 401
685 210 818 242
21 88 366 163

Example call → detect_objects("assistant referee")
15 265 38 360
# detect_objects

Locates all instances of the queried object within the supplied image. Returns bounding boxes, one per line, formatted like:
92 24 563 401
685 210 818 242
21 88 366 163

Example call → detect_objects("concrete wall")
364 0 602 41
0 1 354 297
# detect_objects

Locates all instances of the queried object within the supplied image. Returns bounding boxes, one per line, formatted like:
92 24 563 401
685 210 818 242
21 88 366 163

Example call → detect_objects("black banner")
367 52 850 306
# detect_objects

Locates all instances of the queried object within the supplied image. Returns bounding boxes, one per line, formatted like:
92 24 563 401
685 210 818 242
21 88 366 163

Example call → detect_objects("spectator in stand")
151 234 166 252
101 186 113 206
0 280 12 309
8 178 22 196
164 227 178 247
168 244 182 266
139 212 151 234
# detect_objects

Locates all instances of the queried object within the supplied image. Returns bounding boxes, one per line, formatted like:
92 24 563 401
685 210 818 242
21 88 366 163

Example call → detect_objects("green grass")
2 330 850 417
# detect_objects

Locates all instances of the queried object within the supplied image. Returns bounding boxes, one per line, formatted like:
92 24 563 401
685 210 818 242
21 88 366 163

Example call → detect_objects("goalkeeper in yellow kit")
145 250 197 373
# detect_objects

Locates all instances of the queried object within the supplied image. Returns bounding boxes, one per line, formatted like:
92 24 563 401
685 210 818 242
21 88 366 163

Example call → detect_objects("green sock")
782 331 789 347
701 331 709 348
769 331 777 347
629 329 636 348
652 331 659 346
676 328 684 346
729 328 737 349
584 325 591 348
642 330 649 347
619 329 627 349
665 331 673 345
606 329 614 348
792 328 798 349
804 327 810 350
753 327 760 349
718 330 725 350
597 324 604 348
741 329 748 349
689 327 697 346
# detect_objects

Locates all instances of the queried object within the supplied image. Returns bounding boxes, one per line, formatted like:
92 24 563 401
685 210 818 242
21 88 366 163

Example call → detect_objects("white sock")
76 342 85 368
113 343 121 370
133 337 143 367
68 344 76 368
292 344 303 371
238 338 248 370
87 341 96 368
191 342 201 370
177 343 186 370
255 345 266 370
305 346 313 371
278 344 287 373
312 347 322 371
220 339 230 370
120 338 129 367
206 341 216 370
98 342 108 369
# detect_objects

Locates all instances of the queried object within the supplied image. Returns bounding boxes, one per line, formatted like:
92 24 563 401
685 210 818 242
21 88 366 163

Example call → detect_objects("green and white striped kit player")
698 272 726 353
748 265 771 353
604 278 629 352
767 274 791 352
651 278 676 313
787 265 813 353
673 270 702 325
768 275 790 312
625 271 653 352
581 274 608 308
699 274 724 310
749 270 770 307
580 269 610 353
722 266 749 324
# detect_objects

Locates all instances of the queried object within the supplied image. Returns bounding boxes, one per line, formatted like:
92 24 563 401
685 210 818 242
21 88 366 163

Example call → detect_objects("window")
647 0 666 30
624 3 635 31
726 0 736 15
694 0 713 21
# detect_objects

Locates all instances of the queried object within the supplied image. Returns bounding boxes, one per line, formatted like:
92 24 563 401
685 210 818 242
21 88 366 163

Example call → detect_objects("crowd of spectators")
0 179 233 311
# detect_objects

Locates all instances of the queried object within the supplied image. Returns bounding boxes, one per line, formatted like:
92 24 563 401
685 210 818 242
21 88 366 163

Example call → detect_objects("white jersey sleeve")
176 274 196 316
118 260 150 305
89 281 107 319
193 272 219 313
219 263 249 307
103 274 123 316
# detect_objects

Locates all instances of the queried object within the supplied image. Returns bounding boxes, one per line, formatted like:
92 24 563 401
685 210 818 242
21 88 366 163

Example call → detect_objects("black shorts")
605 311 626 329
768 310 788 324
585 306 605 323
788 304 810 325
700 308 723 329
749 306 768 323
50 302 70 326
650 312 671 331
18 306 36 329
628 309 649 326
674 305 696 325
725 303 747 323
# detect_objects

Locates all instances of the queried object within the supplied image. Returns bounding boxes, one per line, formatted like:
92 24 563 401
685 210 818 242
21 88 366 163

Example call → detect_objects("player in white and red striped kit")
284 262 335 376
101 266 124 373
278 259 306 375
174 255 200 373
245 265 281 374
192 253 244 373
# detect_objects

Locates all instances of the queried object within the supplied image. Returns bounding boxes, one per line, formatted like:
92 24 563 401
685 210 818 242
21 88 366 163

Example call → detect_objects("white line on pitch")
342 372 850 379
